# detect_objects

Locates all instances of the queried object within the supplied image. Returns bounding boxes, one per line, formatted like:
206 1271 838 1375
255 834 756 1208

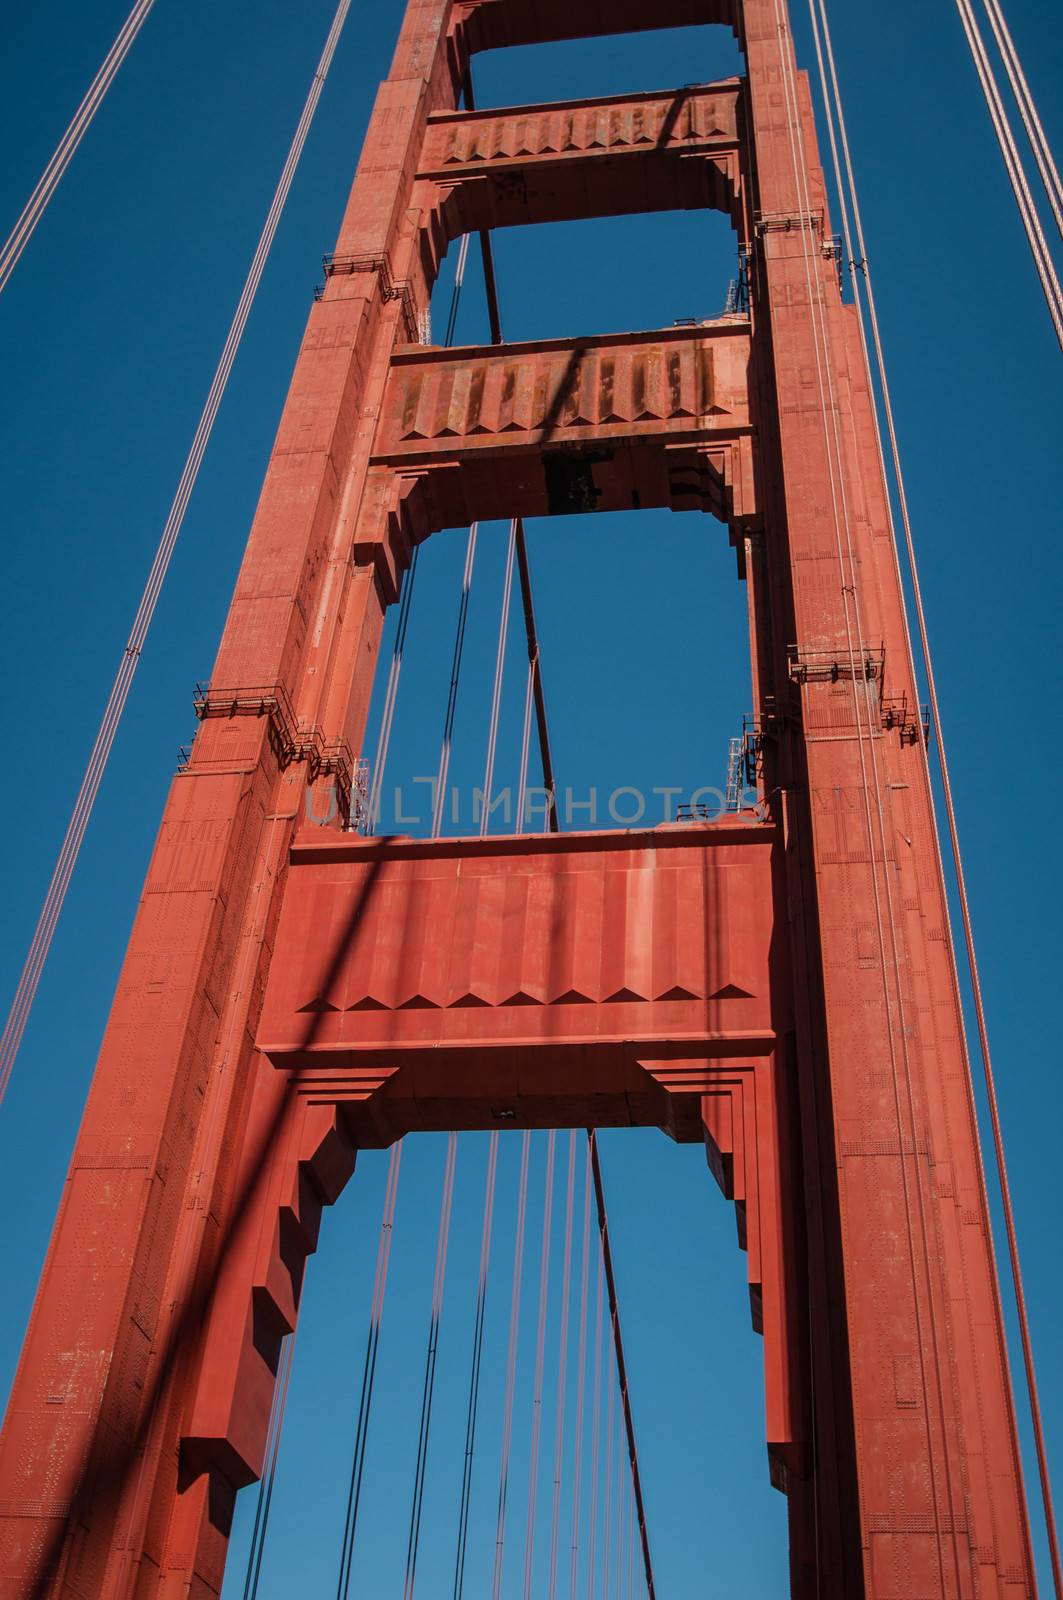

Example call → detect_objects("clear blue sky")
0 2 1060 1595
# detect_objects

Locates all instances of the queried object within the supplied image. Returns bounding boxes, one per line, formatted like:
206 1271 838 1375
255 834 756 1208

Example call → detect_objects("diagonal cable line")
0 0 354 1114
0 0 157 295
806 0 1061 1586
951 0 1062 345
979 0 1062 237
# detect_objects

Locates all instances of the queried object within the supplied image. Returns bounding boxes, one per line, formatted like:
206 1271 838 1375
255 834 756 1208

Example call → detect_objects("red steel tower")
0 1 1037 1594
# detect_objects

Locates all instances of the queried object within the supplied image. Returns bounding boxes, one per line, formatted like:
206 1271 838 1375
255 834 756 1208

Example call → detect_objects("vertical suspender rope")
585 1252 606 1598
445 516 516 1588
0 0 354 1113
615 1445 626 1600
546 1130 578 1598
493 1129 533 1600
512 518 559 831
568 1146 594 1597
402 1132 459 1600
242 1331 296 1600
480 520 519 834
461 69 558 832
601 1357 615 1599
0 0 157 295
365 222 476 834
366 548 419 833
521 1129 558 1599
431 523 480 837
516 666 536 834
587 1133 656 1599
463 56 656 1593
768 3 966 1591
452 1131 500 1599
615 1382 627 1600
444 234 473 347
806 1 1061 1589
336 1140 403 1598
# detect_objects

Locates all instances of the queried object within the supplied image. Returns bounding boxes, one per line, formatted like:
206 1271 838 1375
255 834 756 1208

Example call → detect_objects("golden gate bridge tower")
0 0 1052 1595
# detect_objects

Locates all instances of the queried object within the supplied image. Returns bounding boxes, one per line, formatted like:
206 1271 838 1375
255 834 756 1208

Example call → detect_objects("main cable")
0 0 354 1113
0 0 157 295
951 0 1062 345
768 4 966 1591
979 0 1062 236
808 0 1061 1586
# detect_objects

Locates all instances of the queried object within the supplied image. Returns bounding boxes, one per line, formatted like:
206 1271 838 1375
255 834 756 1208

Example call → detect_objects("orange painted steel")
0 0 1038 1595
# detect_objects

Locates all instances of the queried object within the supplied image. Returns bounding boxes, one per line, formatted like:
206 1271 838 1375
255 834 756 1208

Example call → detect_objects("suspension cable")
978 0 1063 236
336 1140 402 1598
587 1132 656 1599
243 1330 296 1600
769 1 965 1588
516 664 536 833
615 1438 627 1600
462 61 655 1588
492 1129 532 1599
0 0 354 1114
521 1129 557 1599
950 0 1062 345
444 234 473 347
452 1131 500 1599
602 1352 616 1599
807 1 1061 1588
585 1252 605 1598
568 1143 594 1597
480 520 518 834
0 0 157 295
366 546 420 833
431 523 479 836
513 522 559 830
402 1132 458 1600
546 1130 578 1598
364 219 476 833
461 69 558 831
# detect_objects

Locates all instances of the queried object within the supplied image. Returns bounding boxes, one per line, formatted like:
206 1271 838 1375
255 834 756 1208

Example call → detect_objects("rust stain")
632 356 646 418
667 350 683 416
466 365 486 433
698 345 715 415
400 376 423 438
599 357 615 419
